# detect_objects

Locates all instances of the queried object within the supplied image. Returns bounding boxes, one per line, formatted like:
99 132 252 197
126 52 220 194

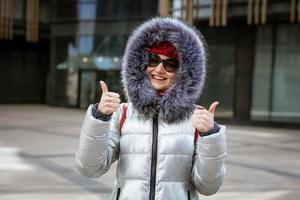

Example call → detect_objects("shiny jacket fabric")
75 104 226 200
75 17 227 200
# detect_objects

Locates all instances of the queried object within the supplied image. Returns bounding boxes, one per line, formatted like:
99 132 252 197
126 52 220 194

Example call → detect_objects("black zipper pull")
154 97 161 114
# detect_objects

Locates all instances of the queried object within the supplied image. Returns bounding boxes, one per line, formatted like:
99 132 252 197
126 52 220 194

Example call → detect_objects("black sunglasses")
147 53 179 73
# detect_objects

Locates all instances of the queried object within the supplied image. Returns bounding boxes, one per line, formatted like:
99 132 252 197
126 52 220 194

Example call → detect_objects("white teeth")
152 75 164 80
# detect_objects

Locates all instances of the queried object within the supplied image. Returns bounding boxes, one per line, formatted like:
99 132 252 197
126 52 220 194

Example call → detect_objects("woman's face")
146 54 178 92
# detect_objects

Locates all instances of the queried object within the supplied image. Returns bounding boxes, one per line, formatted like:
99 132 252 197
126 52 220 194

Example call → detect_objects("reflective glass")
251 26 272 121
78 2 97 20
272 25 300 122
252 25 300 123
200 28 235 117
78 35 94 55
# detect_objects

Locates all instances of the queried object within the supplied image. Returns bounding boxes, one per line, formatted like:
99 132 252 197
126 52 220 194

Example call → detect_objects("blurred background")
0 0 300 200
0 0 299 125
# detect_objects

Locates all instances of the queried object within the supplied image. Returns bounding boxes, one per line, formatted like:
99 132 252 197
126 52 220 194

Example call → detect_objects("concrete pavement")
0 105 299 200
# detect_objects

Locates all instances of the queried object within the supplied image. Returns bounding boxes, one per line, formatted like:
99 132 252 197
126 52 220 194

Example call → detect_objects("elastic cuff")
200 122 221 137
92 103 112 121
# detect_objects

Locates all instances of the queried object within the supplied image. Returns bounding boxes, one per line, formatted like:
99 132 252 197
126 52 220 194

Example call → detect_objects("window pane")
78 35 94 55
200 27 235 117
172 0 182 9
93 35 126 70
272 25 300 122
54 0 77 20
79 71 96 108
251 26 273 120
14 0 24 20
78 2 97 20
96 0 156 18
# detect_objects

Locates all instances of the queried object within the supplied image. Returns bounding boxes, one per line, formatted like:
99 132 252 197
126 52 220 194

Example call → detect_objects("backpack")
119 104 199 144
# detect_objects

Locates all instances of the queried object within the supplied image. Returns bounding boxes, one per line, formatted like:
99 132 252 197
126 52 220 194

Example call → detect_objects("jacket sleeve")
75 104 121 178
191 125 227 195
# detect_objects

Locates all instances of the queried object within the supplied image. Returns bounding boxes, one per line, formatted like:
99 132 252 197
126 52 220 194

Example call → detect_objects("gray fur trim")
121 17 207 123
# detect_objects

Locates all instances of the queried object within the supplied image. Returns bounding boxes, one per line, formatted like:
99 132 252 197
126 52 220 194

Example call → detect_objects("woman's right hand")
98 81 121 115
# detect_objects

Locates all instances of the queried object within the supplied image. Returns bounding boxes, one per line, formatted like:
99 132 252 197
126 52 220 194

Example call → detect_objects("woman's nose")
154 62 165 74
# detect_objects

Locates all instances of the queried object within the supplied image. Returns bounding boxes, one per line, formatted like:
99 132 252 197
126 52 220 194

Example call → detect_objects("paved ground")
0 104 300 200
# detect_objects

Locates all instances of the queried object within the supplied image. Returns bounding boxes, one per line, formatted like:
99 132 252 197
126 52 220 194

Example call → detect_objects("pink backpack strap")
194 129 199 144
194 105 202 144
119 104 127 133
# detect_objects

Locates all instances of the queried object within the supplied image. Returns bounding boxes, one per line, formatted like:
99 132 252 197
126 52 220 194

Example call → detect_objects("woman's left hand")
192 101 219 133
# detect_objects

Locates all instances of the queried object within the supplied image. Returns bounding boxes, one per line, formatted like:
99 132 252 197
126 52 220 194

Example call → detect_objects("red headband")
147 42 178 60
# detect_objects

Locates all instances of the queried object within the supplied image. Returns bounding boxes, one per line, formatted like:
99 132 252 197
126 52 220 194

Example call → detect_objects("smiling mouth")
151 75 166 80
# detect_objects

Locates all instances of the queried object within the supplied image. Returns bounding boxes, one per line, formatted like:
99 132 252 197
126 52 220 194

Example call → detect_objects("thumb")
208 101 219 114
100 80 109 94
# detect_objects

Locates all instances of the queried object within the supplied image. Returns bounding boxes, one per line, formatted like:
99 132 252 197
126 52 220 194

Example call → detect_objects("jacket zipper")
187 190 191 200
116 188 121 200
149 113 159 200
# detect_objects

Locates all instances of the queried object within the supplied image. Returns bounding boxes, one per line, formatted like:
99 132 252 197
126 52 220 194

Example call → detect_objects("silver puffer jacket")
75 17 227 200
75 103 226 200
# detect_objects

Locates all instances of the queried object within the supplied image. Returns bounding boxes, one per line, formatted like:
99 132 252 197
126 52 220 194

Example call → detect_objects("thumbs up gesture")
192 101 219 133
97 81 121 115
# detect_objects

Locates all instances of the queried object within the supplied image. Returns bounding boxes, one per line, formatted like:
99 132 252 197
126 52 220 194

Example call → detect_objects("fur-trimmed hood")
121 17 207 123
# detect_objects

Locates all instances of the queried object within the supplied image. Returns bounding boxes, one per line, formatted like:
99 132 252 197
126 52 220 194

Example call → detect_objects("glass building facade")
47 0 158 108
1 0 299 125
252 24 300 123
0 0 50 103
168 0 300 124
199 26 236 118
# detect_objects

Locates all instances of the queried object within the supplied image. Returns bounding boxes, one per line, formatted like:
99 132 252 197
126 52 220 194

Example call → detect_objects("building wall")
0 0 50 103
158 0 300 123
47 0 158 107
45 0 300 124
186 0 300 123
252 24 300 123
0 37 49 103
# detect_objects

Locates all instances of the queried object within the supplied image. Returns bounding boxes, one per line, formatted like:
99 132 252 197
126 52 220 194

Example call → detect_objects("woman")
75 17 227 200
